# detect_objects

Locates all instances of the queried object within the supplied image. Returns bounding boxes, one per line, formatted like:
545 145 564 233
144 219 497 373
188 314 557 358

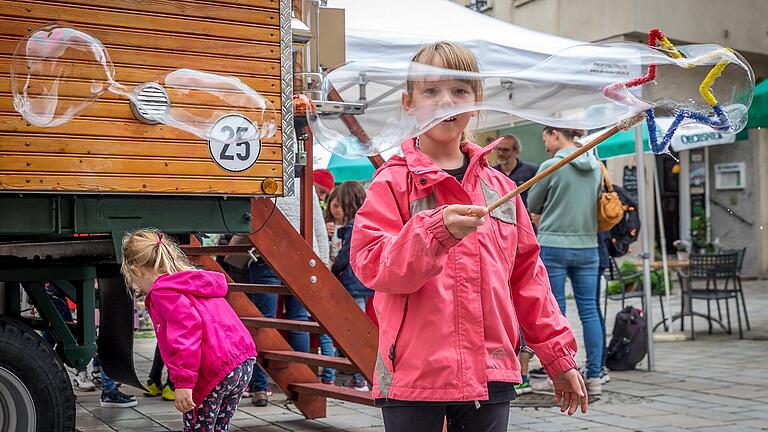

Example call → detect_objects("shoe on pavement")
601 367 611 384
100 389 138 408
586 377 603 396
143 380 161 397
252 391 269 407
161 383 175 401
528 367 547 378
531 379 554 394
514 381 533 395
343 376 370 392
73 370 96 392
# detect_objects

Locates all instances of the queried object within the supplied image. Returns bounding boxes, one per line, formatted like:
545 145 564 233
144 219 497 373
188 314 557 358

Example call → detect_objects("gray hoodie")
527 147 601 248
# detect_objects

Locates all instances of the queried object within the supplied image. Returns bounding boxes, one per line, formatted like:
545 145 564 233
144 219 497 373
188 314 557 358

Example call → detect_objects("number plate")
207 114 262 172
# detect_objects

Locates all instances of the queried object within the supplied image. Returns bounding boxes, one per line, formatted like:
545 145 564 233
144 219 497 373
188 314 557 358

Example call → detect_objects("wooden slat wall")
0 0 284 195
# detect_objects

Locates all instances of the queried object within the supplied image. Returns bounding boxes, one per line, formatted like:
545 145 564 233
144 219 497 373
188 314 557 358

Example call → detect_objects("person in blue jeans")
248 260 309 406
528 126 604 396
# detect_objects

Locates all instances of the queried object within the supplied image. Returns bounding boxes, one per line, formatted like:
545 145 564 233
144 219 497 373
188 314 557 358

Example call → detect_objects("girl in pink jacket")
121 229 256 432
350 42 588 431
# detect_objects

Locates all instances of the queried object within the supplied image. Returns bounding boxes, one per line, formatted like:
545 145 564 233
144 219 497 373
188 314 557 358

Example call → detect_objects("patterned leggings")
183 359 255 432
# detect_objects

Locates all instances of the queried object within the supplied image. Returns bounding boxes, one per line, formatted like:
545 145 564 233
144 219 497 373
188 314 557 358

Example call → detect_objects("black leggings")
381 402 510 432
149 344 170 386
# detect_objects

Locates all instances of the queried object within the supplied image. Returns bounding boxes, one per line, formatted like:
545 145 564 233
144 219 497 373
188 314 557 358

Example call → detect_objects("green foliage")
607 280 623 295
691 215 708 251
607 260 672 296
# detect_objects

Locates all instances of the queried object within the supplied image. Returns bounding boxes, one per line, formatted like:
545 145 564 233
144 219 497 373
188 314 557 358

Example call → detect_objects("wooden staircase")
185 198 378 418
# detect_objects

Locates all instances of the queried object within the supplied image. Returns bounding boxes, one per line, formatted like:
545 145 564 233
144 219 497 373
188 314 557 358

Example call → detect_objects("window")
467 0 493 12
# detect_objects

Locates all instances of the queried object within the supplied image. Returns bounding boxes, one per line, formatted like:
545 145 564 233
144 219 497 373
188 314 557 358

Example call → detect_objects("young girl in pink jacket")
350 42 588 431
121 229 256 431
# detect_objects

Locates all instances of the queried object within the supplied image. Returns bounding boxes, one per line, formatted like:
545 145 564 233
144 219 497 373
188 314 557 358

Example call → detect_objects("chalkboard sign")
623 166 638 200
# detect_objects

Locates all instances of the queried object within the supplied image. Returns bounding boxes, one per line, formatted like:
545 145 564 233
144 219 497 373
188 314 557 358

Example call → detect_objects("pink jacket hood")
351 137 578 402
146 270 256 406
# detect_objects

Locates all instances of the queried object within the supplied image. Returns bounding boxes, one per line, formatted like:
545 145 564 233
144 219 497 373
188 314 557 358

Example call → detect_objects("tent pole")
652 158 673 334
635 125 655 371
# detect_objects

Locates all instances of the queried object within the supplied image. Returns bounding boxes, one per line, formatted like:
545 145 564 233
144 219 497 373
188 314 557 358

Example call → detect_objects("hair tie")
156 232 164 247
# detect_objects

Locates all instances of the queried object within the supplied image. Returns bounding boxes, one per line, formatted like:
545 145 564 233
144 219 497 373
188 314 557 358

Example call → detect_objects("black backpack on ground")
605 184 641 258
606 306 648 371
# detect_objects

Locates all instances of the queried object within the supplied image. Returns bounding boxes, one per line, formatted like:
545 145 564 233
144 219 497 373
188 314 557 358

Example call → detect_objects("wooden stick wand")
484 113 646 213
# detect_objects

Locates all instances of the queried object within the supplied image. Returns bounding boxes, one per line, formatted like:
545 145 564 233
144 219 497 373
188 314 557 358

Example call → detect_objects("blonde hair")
120 228 195 289
406 41 483 143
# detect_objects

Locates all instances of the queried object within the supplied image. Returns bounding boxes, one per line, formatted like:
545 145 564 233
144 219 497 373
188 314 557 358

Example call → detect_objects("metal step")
260 350 357 374
241 317 326 334
180 245 252 256
229 283 290 295
290 382 374 406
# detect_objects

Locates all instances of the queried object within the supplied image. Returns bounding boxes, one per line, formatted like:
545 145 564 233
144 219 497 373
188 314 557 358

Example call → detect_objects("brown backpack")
597 162 625 232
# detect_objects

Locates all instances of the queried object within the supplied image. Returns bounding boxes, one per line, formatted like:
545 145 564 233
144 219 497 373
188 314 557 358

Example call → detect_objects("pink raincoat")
145 270 256 405
351 138 578 402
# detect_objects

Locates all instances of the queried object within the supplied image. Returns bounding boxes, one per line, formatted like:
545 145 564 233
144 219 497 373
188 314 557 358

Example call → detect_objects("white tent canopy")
326 0 581 72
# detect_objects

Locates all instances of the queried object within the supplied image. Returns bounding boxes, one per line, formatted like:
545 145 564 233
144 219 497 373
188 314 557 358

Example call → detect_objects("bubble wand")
484 28 739 213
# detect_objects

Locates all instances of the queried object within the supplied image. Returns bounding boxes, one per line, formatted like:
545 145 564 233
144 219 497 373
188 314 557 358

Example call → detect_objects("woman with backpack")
528 126 604 396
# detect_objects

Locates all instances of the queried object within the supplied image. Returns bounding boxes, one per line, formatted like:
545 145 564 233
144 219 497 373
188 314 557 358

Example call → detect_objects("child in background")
350 42 587 431
330 181 373 391
121 229 256 431
325 187 346 265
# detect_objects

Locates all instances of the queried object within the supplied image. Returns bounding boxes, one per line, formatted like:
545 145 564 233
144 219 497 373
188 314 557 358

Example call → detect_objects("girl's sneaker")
100 389 138 408
514 381 533 395
585 377 603 396
161 383 175 401
72 371 96 392
143 380 161 397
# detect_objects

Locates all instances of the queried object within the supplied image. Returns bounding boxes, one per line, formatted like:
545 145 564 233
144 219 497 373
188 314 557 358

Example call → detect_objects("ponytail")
120 229 195 289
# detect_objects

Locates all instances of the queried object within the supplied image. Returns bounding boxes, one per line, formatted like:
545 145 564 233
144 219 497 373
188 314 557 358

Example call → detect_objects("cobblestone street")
75 280 768 431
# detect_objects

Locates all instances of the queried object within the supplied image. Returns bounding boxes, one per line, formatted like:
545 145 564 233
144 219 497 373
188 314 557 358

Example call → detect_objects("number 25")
219 126 251 161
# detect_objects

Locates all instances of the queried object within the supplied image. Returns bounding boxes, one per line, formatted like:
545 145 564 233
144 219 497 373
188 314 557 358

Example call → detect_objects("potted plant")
673 239 690 261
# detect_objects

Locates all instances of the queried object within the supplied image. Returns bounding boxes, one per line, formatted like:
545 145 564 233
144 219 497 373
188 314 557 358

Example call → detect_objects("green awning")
593 123 652 160
747 79 768 129
327 153 375 182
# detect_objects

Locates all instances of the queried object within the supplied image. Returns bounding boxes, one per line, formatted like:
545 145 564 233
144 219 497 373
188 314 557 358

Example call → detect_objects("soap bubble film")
12 23 277 144
308 41 753 158
11 23 116 128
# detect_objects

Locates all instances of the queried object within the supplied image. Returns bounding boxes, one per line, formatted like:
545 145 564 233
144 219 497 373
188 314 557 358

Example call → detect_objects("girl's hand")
174 388 195 413
326 222 336 238
552 369 588 415
442 205 488 240
530 213 541 226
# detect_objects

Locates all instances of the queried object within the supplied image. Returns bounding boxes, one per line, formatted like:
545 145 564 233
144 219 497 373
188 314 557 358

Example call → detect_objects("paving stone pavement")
75 279 768 431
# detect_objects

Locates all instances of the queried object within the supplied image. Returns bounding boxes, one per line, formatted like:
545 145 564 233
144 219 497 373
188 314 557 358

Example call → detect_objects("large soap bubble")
11 23 115 127
11 23 277 144
308 39 753 158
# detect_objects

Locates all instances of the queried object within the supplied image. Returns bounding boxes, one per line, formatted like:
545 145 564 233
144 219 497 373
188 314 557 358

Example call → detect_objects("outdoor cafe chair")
603 257 667 330
681 252 744 339
719 247 750 331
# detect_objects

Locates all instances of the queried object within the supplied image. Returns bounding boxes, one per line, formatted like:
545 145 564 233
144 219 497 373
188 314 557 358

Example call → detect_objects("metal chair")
719 247 750 331
603 257 667 330
684 252 743 339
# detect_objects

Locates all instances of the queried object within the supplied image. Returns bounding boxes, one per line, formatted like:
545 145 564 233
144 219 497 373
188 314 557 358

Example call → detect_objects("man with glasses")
493 135 538 206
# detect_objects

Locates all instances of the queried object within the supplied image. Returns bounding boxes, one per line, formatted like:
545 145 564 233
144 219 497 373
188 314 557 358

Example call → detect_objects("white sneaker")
586 377 603 396
73 370 96 392
531 378 554 394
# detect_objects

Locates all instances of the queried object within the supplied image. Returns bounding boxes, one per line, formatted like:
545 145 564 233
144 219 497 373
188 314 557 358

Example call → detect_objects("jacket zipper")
388 295 409 373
